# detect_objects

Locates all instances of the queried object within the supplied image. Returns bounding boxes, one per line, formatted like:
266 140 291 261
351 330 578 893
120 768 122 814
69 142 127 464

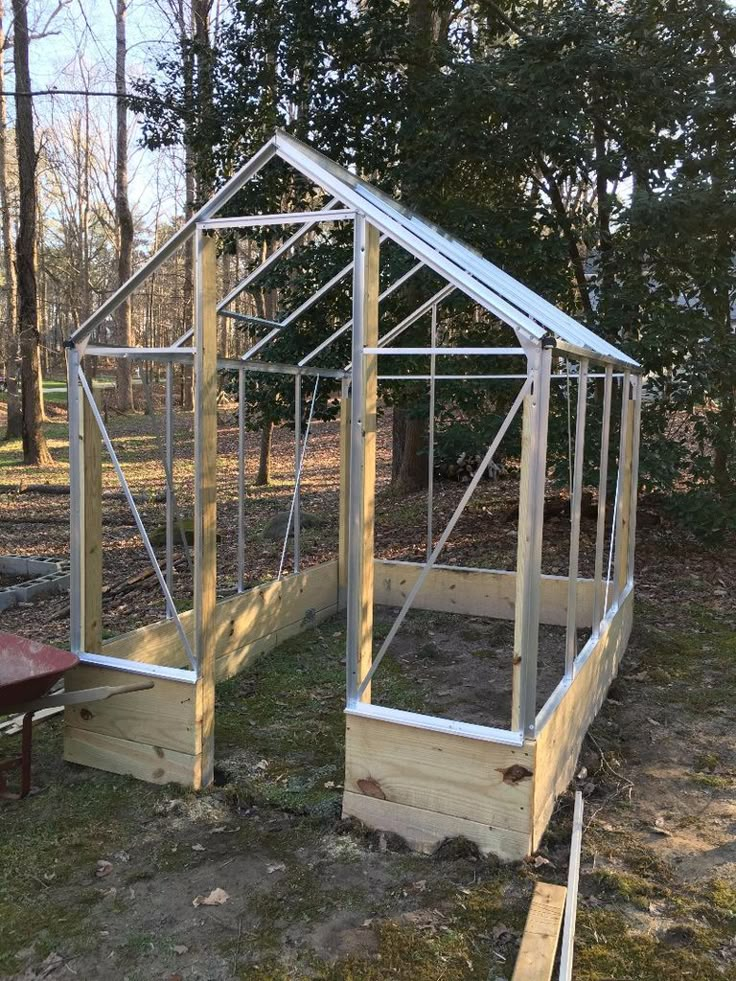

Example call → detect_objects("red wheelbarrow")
0 632 153 799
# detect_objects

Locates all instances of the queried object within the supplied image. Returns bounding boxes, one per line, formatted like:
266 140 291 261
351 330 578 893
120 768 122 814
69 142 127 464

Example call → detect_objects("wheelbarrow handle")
12 679 155 714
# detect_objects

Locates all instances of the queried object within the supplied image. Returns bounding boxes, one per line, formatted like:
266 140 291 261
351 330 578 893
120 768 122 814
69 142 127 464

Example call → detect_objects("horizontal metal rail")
199 208 354 230
377 372 626 381
364 346 526 356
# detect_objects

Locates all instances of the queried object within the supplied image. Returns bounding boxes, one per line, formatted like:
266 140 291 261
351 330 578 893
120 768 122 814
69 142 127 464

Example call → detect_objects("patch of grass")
690 772 732 790
0 720 182 973
576 908 730 981
592 867 659 908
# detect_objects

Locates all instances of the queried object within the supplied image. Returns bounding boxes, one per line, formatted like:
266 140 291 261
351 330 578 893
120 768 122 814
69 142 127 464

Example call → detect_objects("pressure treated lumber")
511 881 567 981
82 383 102 652
343 712 535 858
342 792 530 861
532 588 633 848
64 727 200 785
338 387 351 610
64 665 198 754
373 559 595 627
193 231 218 788
102 560 338 669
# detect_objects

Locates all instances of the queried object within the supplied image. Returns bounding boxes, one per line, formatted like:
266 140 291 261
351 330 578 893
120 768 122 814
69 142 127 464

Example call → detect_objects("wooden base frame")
64 555 631 859
63 560 339 786
343 571 633 859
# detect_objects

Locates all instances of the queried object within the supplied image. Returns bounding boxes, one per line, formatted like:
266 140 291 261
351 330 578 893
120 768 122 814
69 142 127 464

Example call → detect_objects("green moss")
576 909 733 981
695 753 720 772
690 772 732 790
592 868 659 908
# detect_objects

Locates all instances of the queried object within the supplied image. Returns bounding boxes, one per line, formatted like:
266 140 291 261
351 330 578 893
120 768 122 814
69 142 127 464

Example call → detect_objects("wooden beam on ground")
511 881 567 981
193 230 218 788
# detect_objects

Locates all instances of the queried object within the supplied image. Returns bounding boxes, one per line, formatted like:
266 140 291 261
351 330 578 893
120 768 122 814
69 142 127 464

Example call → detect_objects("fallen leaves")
192 888 230 907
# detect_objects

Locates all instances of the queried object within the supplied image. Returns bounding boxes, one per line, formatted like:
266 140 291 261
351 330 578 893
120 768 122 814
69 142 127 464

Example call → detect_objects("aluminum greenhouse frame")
62 132 641 858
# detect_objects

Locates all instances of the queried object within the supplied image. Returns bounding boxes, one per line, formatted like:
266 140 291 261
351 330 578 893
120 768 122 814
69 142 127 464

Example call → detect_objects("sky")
4 0 188 225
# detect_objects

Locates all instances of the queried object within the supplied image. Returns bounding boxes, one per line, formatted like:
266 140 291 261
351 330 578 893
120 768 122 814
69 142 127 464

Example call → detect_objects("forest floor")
0 386 734 981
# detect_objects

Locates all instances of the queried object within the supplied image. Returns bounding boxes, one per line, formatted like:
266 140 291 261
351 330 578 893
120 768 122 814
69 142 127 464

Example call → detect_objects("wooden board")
64 665 198 755
342 791 530 861
64 727 200 786
344 713 534 836
373 560 594 628
215 603 337 682
103 559 339 669
512 881 567 981
82 385 102 652
531 590 633 849
193 231 218 788
338 388 351 610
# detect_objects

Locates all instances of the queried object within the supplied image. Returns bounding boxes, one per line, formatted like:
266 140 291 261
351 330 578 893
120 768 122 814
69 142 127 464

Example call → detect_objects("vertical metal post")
67 345 83 654
564 358 589 678
237 365 246 592
293 372 302 573
627 374 643 586
591 365 613 635
426 304 437 559
511 342 553 738
165 361 174 614
613 371 632 600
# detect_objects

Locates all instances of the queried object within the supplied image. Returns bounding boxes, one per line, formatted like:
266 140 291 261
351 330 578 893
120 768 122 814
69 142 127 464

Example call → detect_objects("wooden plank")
356 220 380 702
193 231 218 788
338 385 351 610
64 727 199 786
373 560 594 628
511 882 567 981
342 791 530 861
344 713 534 835
612 375 632 600
591 366 613 633
531 589 633 849
64 665 198 754
510 352 551 736
215 602 337 682
82 382 103 652
565 359 588 674
103 560 339 668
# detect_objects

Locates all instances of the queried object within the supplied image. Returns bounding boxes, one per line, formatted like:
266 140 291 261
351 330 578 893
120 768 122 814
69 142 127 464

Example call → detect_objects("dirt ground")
0 392 734 980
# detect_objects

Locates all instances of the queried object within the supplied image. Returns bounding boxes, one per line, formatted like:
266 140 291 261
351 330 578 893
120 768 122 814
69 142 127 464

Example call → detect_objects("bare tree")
115 0 134 411
0 0 20 438
12 0 51 464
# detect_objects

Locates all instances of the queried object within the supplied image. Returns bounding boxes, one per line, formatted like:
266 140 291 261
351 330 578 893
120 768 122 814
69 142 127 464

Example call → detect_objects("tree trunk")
115 0 135 412
392 406 406 482
395 413 428 492
256 420 273 486
0 0 20 439
12 0 52 465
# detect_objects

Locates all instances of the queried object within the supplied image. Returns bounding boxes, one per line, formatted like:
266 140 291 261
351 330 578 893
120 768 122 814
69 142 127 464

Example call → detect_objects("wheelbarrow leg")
20 712 32 798
0 711 34 799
